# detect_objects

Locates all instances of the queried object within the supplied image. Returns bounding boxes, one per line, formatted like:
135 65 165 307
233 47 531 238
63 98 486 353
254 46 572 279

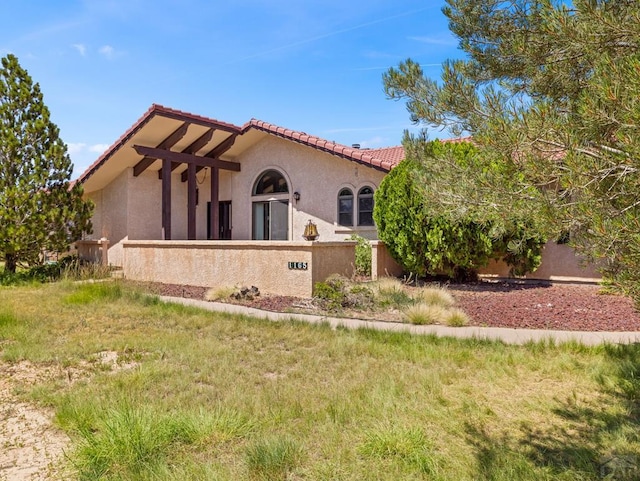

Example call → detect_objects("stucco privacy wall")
478 241 601 282
371 241 404 280
231 136 386 241
122 240 356 297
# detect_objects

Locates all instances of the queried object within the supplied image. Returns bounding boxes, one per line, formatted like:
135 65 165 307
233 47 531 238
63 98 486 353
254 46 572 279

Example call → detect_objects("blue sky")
1 1 461 177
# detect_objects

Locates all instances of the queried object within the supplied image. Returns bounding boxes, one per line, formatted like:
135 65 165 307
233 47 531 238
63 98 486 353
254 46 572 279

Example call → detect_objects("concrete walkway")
160 296 640 346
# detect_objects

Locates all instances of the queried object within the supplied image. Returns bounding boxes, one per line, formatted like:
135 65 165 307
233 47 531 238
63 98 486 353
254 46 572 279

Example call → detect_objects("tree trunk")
4 253 17 273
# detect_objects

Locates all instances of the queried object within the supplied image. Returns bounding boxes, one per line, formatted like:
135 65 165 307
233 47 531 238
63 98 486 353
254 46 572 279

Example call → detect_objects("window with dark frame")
338 188 353 226
358 186 374 226
253 169 288 195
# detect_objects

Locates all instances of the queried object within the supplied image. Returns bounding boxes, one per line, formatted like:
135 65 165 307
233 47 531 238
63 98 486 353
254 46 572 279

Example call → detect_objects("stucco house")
76 104 599 295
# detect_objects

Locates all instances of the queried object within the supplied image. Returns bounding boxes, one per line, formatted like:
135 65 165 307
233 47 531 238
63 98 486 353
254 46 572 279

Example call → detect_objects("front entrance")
252 200 288 240
251 169 290 240
207 201 232 240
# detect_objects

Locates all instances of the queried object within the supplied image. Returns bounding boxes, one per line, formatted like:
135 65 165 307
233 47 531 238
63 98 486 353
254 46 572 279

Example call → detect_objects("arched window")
252 169 289 240
253 169 288 195
358 186 374 226
337 188 353 226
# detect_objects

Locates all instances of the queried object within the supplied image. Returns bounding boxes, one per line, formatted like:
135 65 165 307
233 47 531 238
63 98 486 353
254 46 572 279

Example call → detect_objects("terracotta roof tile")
77 104 473 186
243 118 404 172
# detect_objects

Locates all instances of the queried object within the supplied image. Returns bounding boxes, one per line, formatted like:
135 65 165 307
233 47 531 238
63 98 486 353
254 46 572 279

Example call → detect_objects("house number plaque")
288 262 308 270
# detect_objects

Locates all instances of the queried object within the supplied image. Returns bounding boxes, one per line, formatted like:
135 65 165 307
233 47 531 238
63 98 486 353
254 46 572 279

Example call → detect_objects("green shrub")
349 234 372 277
346 284 375 309
314 278 346 311
373 140 546 280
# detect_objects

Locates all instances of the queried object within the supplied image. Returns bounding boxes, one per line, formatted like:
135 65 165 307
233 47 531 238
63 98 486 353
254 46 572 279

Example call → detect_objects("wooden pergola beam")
159 128 216 178
181 134 238 182
133 123 188 177
205 133 237 158
133 145 241 171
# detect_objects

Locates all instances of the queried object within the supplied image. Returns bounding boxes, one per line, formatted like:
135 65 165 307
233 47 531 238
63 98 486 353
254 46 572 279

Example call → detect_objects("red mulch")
139 281 640 332
449 283 640 332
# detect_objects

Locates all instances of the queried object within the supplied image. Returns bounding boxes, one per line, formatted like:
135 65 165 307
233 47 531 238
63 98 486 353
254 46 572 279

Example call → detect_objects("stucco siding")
230 136 386 241
122 240 356 297
86 169 129 266
128 169 162 240
479 241 601 282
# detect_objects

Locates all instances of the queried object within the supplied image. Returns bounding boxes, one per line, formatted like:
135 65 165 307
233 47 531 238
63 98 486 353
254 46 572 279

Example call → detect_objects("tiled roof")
367 146 405 167
76 103 474 185
244 119 399 172
76 104 242 185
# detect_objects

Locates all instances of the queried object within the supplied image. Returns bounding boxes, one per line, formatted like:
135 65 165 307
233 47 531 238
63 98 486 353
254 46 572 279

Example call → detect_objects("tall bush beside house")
0 54 93 273
373 139 545 280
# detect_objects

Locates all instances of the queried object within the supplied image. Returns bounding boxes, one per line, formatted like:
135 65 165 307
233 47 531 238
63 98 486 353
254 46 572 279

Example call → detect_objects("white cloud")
67 142 87 154
72 43 87 56
67 142 109 155
89 143 109 153
99 45 115 59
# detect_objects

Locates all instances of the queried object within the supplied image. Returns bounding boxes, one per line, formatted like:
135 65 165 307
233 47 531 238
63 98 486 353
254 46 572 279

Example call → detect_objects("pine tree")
0 54 92 273
383 1 640 299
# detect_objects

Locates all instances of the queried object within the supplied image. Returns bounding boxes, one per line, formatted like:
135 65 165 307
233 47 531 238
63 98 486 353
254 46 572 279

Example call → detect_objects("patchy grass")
403 303 449 325
1 281 640 480
414 286 456 308
205 285 237 302
445 308 470 327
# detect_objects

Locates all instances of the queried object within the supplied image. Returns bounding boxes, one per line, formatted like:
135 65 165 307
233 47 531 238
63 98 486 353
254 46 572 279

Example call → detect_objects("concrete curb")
159 296 640 346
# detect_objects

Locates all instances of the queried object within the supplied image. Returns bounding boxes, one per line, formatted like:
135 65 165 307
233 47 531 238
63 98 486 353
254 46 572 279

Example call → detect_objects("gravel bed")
138 281 640 332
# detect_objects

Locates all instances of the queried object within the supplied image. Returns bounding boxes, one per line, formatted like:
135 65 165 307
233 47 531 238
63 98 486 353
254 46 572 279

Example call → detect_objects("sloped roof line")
243 118 401 172
77 105 473 185
76 104 243 185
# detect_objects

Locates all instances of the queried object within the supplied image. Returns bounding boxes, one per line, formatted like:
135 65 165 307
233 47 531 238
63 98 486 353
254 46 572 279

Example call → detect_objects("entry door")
207 201 232 240
252 200 289 240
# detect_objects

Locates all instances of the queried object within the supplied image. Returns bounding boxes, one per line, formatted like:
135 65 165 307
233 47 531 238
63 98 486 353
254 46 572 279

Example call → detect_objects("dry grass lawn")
0 280 639 480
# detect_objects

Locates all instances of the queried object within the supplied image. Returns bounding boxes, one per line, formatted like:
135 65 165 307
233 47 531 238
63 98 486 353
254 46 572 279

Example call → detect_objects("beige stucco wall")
371 241 404 280
128 169 162 240
122 240 356 297
84 134 386 267
479 241 601 282
85 169 129 266
230 136 386 241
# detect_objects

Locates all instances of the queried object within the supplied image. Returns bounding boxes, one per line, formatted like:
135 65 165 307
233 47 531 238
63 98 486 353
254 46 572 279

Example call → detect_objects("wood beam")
185 128 215 155
187 163 196 240
133 145 241 171
158 129 216 178
210 166 220 240
162 158 172 240
204 134 237 159
133 123 189 177
181 134 238 182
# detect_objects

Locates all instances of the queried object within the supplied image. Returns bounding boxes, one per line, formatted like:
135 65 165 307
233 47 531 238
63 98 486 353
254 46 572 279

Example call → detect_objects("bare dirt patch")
0 361 68 481
0 352 140 480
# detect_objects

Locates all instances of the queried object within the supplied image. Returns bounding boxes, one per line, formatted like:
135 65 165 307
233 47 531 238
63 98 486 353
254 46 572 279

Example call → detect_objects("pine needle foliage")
383 0 640 302
0 54 93 273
